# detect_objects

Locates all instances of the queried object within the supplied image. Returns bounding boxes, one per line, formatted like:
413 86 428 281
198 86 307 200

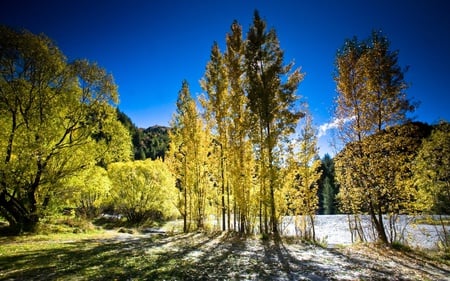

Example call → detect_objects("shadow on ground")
1 232 449 280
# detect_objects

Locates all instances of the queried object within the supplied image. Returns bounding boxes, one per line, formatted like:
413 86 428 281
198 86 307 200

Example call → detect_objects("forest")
0 9 449 263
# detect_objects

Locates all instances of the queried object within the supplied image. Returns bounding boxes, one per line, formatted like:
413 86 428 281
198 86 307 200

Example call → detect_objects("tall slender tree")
225 20 256 233
283 113 321 240
245 11 304 234
200 42 231 231
318 154 337 215
168 81 211 232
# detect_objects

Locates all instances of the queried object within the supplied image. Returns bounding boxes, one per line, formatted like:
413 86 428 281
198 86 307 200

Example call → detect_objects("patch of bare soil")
116 231 450 280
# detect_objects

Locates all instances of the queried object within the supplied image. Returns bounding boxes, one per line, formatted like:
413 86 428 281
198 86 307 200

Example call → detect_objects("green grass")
0 216 186 279
1 216 449 280
0 231 187 280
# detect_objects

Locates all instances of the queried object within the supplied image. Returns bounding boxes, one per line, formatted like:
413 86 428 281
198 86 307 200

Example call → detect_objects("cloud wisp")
318 116 355 138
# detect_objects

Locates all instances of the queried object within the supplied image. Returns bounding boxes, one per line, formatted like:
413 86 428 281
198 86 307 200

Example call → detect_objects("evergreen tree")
318 154 337 215
322 177 335 215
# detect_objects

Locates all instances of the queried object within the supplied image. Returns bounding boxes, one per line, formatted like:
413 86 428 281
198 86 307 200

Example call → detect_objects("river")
279 214 449 249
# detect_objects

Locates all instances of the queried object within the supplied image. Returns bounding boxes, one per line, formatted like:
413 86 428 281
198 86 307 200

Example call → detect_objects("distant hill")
116 109 170 161
138 125 170 160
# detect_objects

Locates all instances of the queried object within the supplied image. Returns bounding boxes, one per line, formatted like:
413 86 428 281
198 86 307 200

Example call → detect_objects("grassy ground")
1 225 450 281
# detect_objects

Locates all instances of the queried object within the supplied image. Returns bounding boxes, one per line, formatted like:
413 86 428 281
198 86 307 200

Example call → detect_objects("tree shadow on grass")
262 236 442 281
2 232 449 280
0 232 218 281
262 236 332 280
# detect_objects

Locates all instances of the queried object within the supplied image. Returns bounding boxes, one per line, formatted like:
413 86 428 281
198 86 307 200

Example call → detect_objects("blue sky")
2 0 450 156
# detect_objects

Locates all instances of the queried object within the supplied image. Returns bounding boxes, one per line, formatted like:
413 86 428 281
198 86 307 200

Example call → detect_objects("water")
280 215 449 249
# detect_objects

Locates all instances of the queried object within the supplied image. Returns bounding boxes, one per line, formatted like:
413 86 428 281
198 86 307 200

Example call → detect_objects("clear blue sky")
2 0 450 155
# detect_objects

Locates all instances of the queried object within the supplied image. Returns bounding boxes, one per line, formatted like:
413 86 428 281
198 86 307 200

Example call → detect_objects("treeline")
167 10 449 246
117 106 339 217
168 11 320 236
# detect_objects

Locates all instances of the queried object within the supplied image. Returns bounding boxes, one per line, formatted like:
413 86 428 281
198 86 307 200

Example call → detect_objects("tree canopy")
0 26 131 232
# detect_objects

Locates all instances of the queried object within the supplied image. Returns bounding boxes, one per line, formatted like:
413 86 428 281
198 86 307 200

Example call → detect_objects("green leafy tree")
108 159 177 225
62 166 111 218
0 26 128 232
333 31 415 244
245 10 304 234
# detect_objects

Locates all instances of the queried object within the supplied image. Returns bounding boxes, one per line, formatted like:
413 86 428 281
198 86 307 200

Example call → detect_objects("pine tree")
322 177 335 215
318 154 337 215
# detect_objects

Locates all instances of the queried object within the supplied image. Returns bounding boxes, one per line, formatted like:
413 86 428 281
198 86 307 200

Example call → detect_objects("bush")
108 159 178 226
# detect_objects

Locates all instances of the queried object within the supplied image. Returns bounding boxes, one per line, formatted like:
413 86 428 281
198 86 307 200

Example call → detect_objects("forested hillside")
116 109 169 160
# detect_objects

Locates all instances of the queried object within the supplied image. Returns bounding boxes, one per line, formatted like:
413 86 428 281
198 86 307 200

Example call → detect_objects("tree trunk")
221 151 226 231
309 214 316 242
227 182 231 230
267 131 277 234
183 186 187 233
368 199 388 244
270 183 277 234
0 190 39 233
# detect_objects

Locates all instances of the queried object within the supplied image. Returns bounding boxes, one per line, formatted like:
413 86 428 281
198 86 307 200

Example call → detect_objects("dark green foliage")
317 154 338 214
116 108 136 133
116 109 170 161
322 178 336 215
142 126 170 160
414 121 450 216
